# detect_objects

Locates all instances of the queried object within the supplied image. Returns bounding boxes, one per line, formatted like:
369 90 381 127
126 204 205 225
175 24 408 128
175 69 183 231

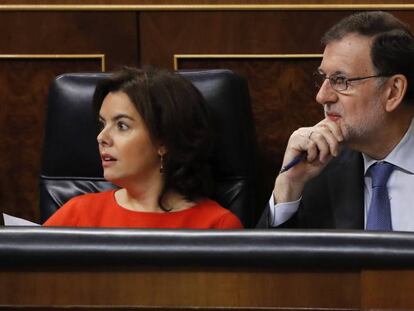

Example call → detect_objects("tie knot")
369 162 395 188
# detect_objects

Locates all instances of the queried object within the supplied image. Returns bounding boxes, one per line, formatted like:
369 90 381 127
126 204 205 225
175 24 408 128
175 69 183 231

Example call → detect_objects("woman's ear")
385 74 407 112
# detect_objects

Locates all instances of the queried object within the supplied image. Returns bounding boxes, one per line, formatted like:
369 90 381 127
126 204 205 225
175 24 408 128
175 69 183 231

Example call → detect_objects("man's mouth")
326 112 341 122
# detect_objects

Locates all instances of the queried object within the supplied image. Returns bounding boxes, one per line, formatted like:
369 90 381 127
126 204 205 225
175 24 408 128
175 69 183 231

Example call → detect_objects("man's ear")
385 74 407 112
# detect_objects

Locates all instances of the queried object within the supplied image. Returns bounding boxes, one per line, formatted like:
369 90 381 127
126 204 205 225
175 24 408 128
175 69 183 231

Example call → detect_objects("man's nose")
315 79 338 106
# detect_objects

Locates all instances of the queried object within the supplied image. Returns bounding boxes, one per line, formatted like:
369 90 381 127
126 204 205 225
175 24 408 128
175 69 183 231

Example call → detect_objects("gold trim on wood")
0 54 106 72
1 4 414 11
173 54 323 70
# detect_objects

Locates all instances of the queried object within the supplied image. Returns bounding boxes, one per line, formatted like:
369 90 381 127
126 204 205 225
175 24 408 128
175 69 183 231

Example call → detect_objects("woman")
43 67 243 229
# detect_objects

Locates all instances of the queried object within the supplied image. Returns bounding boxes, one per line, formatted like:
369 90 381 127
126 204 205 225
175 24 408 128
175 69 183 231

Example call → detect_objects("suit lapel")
327 150 365 229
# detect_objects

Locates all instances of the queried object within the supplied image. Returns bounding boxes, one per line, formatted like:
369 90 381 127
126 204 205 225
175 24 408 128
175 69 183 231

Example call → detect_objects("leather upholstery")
2 227 414 268
40 69 257 227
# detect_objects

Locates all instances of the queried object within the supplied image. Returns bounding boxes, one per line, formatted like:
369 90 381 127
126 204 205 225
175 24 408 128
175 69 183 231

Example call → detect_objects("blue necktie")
366 162 395 231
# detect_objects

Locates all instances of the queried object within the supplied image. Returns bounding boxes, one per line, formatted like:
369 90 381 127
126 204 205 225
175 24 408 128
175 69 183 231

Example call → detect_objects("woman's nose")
97 127 112 146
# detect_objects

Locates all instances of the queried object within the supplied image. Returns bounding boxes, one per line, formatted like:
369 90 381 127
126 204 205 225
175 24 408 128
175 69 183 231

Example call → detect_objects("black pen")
279 152 307 174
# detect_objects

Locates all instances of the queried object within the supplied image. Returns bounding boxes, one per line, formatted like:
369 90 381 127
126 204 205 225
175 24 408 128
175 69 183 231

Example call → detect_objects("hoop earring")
160 154 164 174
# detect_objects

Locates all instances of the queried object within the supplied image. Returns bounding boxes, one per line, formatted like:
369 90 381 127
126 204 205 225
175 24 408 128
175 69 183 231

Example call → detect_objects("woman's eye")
98 121 105 131
117 122 129 131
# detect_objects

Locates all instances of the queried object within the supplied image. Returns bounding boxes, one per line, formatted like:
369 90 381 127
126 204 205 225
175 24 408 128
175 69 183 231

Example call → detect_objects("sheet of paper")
3 213 40 226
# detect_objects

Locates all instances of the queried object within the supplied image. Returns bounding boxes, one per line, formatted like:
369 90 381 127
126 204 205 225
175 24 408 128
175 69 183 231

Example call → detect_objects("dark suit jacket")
257 148 365 229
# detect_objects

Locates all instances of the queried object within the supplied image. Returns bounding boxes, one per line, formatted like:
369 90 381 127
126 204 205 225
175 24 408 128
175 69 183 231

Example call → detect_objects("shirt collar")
363 117 414 175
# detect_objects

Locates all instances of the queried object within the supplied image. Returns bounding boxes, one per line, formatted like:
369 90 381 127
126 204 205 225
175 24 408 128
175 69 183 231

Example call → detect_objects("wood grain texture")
140 11 343 67
0 59 101 222
0 12 139 222
0 12 138 70
0 267 359 309
2 0 414 6
361 270 414 309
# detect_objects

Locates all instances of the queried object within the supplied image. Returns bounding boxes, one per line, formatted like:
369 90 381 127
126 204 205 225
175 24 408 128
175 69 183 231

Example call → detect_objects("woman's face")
97 91 161 186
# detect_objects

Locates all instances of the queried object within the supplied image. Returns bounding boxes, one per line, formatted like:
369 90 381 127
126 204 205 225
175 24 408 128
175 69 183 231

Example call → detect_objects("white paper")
3 213 40 226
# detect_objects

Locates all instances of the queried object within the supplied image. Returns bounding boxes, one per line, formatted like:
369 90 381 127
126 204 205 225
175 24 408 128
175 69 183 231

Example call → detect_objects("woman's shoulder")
190 199 243 228
57 190 116 214
43 190 116 226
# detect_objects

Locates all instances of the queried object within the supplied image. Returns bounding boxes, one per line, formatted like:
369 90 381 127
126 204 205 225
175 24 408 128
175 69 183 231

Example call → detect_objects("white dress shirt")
269 118 414 231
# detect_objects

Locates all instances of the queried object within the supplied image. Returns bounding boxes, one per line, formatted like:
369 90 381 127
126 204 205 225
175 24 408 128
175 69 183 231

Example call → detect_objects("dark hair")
92 67 213 210
322 11 414 104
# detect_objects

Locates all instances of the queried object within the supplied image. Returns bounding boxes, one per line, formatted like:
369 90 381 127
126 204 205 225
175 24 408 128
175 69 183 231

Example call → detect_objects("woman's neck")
115 186 196 213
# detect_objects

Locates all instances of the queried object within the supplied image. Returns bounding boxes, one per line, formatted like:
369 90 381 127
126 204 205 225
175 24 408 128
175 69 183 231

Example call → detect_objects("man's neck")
356 111 414 160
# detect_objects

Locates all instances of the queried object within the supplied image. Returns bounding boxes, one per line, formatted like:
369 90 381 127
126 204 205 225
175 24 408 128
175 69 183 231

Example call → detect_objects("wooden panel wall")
0 58 101 221
0 12 138 222
1 7 414 224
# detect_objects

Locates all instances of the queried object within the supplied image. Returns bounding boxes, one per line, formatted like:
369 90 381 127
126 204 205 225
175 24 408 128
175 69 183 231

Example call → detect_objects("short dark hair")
92 67 213 210
322 11 414 104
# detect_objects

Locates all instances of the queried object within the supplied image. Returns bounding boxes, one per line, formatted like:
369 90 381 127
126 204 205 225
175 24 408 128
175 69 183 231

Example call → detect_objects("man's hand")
273 118 345 203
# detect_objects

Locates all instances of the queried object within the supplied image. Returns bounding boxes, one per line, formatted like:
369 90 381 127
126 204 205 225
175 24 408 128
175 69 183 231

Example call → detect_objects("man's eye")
117 122 129 131
333 76 347 85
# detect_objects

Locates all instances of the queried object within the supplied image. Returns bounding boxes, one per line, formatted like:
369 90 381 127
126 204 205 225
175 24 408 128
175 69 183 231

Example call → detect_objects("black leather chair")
40 69 257 227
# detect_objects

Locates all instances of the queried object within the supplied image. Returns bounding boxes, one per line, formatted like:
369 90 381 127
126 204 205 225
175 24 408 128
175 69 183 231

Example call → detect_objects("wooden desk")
0 228 413 310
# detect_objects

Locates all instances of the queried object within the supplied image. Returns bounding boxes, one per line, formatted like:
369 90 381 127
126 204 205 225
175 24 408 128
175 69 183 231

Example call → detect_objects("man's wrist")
274 174 305 203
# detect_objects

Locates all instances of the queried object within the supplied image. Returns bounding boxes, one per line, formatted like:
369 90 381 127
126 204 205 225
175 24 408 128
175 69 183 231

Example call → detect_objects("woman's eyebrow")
99 114 135 122
112 114 135 121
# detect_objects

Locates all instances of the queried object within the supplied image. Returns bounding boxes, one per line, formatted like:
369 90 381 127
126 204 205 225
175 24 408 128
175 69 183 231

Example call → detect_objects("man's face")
316 33 388 148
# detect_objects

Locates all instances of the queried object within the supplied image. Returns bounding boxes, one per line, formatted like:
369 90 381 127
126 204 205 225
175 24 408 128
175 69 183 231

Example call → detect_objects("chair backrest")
40 69 257 227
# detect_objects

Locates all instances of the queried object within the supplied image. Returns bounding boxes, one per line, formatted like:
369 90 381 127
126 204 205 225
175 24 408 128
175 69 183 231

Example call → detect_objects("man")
257 11 414 231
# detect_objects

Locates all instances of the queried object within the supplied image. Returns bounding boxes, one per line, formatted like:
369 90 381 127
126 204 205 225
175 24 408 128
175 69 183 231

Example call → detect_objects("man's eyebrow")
332 70 347 76
318 68 347 76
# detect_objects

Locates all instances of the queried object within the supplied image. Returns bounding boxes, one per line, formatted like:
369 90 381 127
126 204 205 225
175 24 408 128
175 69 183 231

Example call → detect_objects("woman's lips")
101 153 117 167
